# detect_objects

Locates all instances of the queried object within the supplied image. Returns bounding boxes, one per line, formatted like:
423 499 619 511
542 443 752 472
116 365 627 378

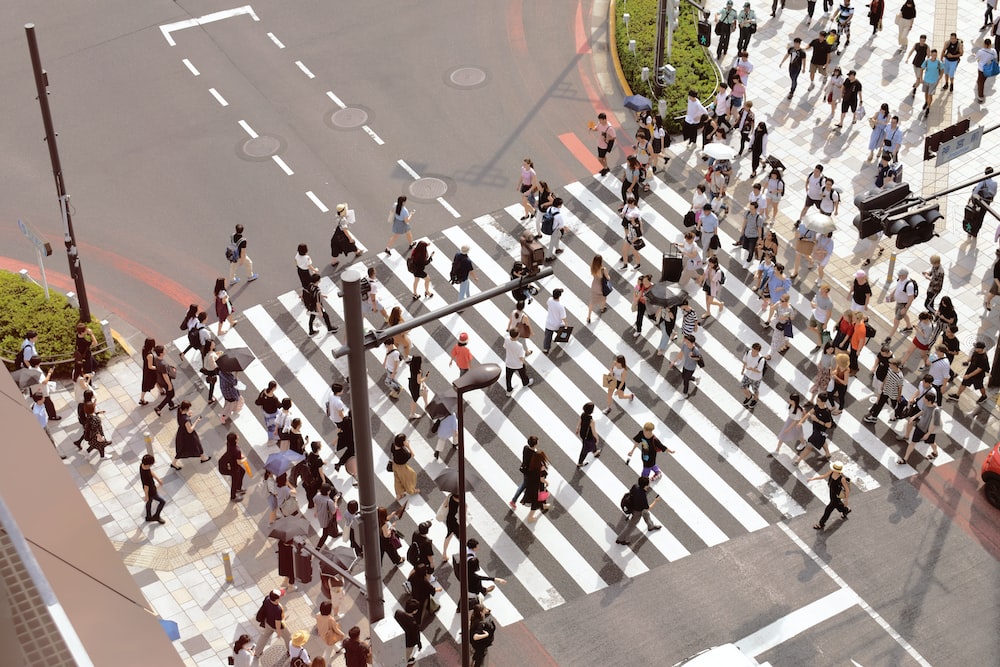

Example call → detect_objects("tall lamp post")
453 363 501 667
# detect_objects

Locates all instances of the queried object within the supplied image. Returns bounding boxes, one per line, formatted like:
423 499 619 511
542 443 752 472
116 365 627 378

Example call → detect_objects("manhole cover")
410 177 448 199
450 67 487 87
332 107 369 128
242 136 281 158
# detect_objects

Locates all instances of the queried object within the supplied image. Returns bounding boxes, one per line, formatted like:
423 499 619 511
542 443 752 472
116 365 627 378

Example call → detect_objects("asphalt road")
0 0 603 340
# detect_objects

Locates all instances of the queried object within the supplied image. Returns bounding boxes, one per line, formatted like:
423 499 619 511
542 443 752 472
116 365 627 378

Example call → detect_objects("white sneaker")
527 378 535 387
505 390 513 397
633 330 642 338
795 443 806 452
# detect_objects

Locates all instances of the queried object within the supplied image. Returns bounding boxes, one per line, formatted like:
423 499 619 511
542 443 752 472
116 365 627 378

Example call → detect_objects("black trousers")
818 497 848 526
316 522 341 549
308 308 334 333
155 387 176 412
145 488 166 519
867 393 897 419
229 466 245 500
737 27 753 52
682 367 696 394
505 366 529 392
206 371 218 401
716 29 732 58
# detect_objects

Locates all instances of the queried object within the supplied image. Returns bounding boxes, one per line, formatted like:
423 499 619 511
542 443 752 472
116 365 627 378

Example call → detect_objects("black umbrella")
319 546 361 574
267 515 311 542
9 367 40 390
427 387 458 419
435 467 481 495
646 282 689 309
624 94 653 112
216 347 254 372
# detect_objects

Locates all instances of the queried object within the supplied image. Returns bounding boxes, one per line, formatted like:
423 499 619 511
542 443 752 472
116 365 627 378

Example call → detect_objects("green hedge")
0 271 110 375
615 0 718 134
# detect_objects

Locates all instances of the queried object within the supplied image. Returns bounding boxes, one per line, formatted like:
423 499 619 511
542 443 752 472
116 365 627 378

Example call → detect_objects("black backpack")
13 345 26 370
186 324 202 349
620 491 633 515
302 286 318 311
907 278 919 298
540 208 556 235
406 251 418 274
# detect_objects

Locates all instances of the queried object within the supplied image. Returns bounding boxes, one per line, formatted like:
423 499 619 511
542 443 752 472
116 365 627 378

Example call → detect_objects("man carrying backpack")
302 274 338 335
226 223 258 286
615 476 662 546
450 246 478 301
886 268 916 339
16 330 39 369
540 197 566 262
315 483 342 549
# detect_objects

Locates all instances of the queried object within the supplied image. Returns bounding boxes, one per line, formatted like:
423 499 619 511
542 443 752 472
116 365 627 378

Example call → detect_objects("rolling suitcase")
661 244 683 283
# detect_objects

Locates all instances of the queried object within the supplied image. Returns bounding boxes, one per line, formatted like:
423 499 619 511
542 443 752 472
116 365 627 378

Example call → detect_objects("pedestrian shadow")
886 475 921 523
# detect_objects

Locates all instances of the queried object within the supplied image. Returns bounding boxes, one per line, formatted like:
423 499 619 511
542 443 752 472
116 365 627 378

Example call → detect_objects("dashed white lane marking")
208 88 229 107
305 191 329 213
295 60 316 79
160 5 260 46
396 159 421 179
272 155 294 176
325 91 347 109
437 197 461 218
237 120 258 138
736 588 859 658
361 125 384 145
266 32 285 48
182 58 200 76
777 523 932 666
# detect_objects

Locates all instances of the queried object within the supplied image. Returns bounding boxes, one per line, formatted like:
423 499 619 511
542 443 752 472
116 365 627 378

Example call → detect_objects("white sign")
936 127 984 167
17 218 52 255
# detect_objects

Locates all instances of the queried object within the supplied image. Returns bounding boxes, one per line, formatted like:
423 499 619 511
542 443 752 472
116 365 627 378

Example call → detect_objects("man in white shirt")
740 342 770 409
19 331 39 368
326 382 348 448
797 164 825 225
886 268 916 338
818 177 840 216
927 344 953 396
975 37 998 102
365 266 389 322
683 90 709 145
544 198 566 262
503 329 533 396
542 289 568 355
712 83 732 127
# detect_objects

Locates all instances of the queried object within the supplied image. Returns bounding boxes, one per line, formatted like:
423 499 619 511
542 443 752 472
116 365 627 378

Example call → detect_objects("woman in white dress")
773 392 806 456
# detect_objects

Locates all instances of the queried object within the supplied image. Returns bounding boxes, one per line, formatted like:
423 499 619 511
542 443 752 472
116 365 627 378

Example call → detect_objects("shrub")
0 271 111 376
615 0 718 134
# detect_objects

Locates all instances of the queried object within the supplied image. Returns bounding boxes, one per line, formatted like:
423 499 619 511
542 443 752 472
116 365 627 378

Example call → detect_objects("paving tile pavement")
652 0 1000 349
43 322 362 667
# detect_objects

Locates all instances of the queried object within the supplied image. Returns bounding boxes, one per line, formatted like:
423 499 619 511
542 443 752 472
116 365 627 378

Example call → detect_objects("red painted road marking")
574 1 591 54
559 132 603 174
432 620 560 666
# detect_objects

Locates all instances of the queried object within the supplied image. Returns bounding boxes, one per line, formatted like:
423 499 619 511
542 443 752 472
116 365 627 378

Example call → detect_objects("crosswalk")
166 167 989 651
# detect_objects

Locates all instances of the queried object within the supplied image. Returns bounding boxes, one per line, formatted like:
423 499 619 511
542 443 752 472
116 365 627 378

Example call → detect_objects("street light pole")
340 269 385 624
25 23 91 322
453 364 502 667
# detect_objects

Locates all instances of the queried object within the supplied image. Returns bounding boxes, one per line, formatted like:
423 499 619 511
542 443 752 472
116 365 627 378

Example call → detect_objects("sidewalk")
47 315 359 667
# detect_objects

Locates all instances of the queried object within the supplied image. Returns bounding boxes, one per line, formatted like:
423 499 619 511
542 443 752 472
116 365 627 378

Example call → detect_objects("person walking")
449 331 474 377
781 38 807 99
908 34 929 88
219 368 244 424
227 224 258 286
763 263 791 325
848 269 873 311
151 345 177 416
830 352 852 414
700 256 726 320
897 0 916 50
202 339 220 404
575 402 602 467
920 49 944 116
824 67 845 118
407 356 430 420
615 476 663 545
948 341 991 404
986 249 1000 312
540 197 567 263
139 454 166 523
770 294 794 355
330 202 363 267
740 201 766 266
698 204 721 259
294 244 319 289
503 328 533 397
588 256 612 324
384 196 416 255
632 274 654 339
866 104 891 161
810 461 851 529
683 91 710 146
736 2 757 52
921 255 944 312
773 393 807 456
179 309 207 356
316 600 346 662
254 590 291 657
383 340 403 400
303 274 338 336
390 434 418 501
740 342 770 409
138 338 158 406
886 269 917 338
604 355 635 414
897 394 941 464
314 483 342 549
794 393 834 463
865 357 904 422
342 626 372 667
627 423 674 480
256 381 281 442
287 631 312 666
806 32 832 89
899 311 936 368
941 33 964 92
470 603 497 667
620 195 643 271
716 0 738 59
407 240 435 300
509 436 539 508
450 245 479 300
386 307 412 361
394 598 423 665
378 506 405 566
364 266 390 323
219 433 247 501
522 450 551 523
975 38 998 102
591 112 617 176
214 277 237 335
508 301 533 357
671 332 704 398
232 635 255 667
170 401 210 469
542 289 568 355
868 0 884 34
517 158 539 220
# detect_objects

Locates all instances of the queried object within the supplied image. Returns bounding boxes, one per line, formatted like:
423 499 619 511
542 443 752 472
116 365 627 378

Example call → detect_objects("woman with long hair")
407 356 430 419
138 337 158 406
387 307 411 360
575 402 601 467
632 274 653 339
605 355 635 413
701 255 725 320
587 255 612 324
533 181 555 239
171 401 210 469
508 301 533 354
750 121 769 178
809 341 837 402
330 202 363 267
830 353 852 414
202 338 220 404
621 155 642 206
773 392 806 456
390 434 418 500
81 401 112 458
213 277 237 335
384 195 415 255
408 240 435 299
517 158 539 220
379 505 405 566
523 450 551 523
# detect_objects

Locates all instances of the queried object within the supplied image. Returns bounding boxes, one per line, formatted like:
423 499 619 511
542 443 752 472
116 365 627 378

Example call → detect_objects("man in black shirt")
228 223 259 286
615 476 662 546
948 341 991 403
509 436 539 508
806 32 831 88
254 590 291 657
140 455 166 523
781 38 806 99
794 393 834 464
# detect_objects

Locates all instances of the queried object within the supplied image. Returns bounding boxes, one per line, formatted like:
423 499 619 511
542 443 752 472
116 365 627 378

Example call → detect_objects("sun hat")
831 461 844 472
291 630 309 647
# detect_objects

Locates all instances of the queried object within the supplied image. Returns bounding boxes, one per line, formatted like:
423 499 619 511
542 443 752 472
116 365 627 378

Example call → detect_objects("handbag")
601 276 613 297
518 320 532 339
795 238 816 255
986 58 1000 78
602 373 616 389
537 489 550 502
386 461 393 472
855 105 867 121
632 237 646 250
783 320 793 337
388 529 402 549
554 326 574 343
435 499 449 522
868 116 877 129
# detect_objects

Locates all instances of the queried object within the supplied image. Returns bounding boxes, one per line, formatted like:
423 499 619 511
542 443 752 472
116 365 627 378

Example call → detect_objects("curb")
608 0 634 97
111 328 134 356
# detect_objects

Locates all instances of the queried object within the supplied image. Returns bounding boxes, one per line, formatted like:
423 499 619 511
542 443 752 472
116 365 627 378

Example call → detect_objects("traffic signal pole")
25 24 91 322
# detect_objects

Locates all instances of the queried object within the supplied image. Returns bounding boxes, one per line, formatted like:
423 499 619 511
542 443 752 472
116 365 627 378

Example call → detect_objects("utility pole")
653 0 668 98
25 23 91 322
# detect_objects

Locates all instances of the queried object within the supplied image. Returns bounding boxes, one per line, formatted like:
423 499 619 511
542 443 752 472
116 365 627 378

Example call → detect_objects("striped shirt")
882 369 903 399
682 310 698 335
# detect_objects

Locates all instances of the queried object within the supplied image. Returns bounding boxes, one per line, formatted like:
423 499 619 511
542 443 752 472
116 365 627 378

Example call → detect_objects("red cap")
459 332 469 342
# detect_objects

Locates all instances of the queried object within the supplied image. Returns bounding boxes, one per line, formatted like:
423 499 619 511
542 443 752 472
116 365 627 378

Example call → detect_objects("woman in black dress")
171 401 210 469
408 240 435 300
575 402 601 467
407 356 429 420
522 450 550 523
138 338 158 406
75 322 98 375
378 506 404 566
439 492 461 566
330 202 363 267
406 564 440 626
